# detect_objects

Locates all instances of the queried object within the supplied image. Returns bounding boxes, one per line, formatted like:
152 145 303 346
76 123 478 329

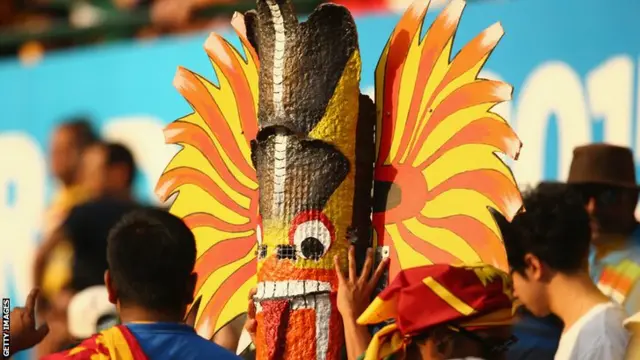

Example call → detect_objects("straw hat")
567 144 638 189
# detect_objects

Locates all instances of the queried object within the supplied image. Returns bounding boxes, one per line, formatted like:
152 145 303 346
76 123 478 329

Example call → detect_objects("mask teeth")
274 281 288 298
315 293 331 360
255 280 331 301
290 293 316 310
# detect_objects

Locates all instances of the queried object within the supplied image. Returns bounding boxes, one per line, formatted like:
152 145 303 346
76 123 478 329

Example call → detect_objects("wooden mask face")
247 1 374 359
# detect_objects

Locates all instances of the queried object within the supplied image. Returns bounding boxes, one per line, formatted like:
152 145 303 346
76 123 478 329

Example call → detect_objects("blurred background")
1 0 640 358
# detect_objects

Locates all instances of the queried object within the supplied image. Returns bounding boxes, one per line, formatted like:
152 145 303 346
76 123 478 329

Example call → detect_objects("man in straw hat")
567 143 640 315
348 263 517 360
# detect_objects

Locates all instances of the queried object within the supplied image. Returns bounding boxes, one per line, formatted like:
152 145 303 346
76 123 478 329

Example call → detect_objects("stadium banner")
0 0 639 355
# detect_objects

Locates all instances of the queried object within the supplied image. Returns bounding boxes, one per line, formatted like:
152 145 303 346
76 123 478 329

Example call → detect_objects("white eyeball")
292 219 332 260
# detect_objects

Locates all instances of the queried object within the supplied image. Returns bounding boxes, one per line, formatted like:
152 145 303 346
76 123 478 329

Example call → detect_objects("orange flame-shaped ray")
155 14 260 340
373 0 523 280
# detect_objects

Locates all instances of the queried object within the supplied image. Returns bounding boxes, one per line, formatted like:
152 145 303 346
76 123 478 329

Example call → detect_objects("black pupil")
301 237 324 260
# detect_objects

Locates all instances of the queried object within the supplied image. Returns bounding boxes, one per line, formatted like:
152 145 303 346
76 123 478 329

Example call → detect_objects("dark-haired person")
79 142 137 202
35 142 143 356
35 118 100 357
36 142 141 293
506 183 563 360
65 141 142 291
39 118 99 299
567 143 640 316
43 208 239 359
45 118 99 235
495 185 629 360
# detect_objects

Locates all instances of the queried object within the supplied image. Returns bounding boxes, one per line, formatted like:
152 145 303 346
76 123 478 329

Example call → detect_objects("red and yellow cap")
357 263 515 360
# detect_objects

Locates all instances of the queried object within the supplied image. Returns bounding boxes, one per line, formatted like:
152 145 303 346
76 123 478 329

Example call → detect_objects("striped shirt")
590 227 640 316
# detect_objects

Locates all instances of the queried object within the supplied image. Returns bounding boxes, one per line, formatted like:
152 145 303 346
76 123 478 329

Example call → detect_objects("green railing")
0 0 324 54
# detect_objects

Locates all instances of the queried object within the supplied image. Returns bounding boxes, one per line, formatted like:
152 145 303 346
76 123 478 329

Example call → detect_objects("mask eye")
289 210 335 261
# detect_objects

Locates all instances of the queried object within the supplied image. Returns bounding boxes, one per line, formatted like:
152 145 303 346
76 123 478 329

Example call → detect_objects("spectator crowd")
3 114 640 360
5 0 640 359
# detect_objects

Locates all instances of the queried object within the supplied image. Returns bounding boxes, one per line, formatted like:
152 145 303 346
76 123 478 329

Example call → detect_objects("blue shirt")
589 227 640 316
506 309 562 360
127 322 240 360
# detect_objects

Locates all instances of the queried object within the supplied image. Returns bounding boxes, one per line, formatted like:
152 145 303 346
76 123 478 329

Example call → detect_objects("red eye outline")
288 210 336 256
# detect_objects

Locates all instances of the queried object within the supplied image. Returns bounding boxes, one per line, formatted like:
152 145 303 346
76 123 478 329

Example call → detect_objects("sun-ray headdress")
371 0 522 283
156 0 523 359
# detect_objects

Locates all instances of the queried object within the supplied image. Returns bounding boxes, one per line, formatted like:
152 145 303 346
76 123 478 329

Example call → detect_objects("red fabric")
117 325 148 360
366 264 513 336
42 325 148 360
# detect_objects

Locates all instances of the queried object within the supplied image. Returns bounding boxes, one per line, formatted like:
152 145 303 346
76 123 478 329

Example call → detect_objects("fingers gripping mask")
247 1 374 359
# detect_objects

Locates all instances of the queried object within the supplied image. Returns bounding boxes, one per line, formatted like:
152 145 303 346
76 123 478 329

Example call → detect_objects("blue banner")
1 0 640 355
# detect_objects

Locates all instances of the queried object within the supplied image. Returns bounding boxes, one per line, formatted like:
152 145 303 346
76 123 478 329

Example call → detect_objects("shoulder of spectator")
578 318 630 359
61 201 98 233
574 338 618 360
65 200 97 218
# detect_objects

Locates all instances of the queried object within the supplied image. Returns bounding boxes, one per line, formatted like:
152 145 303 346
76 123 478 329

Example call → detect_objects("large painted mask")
247 0 374 359
157 0 523 359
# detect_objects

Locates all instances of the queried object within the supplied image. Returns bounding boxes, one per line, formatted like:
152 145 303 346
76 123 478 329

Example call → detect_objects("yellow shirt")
42 185 89 299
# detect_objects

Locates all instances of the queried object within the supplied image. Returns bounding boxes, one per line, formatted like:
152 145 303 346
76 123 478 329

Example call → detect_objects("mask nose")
276 244 297 260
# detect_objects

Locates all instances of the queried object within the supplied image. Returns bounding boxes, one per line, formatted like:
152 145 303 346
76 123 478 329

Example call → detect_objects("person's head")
49 118 98 186
405 325 513 360
574 182 638 240
495 184 591 317
80 142 136 197
105 208 197 319
567 143 639 239
358 264 516 360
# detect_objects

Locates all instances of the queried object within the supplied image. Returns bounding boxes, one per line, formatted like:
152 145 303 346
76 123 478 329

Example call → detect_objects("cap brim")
459 308 515 329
